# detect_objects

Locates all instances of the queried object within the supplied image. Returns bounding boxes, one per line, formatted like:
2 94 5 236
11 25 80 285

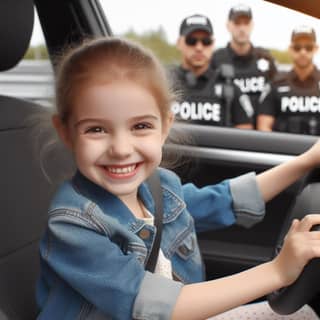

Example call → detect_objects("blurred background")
29 0 320 66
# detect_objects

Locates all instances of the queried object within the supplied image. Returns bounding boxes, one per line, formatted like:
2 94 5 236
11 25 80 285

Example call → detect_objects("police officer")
210 4 277 126
170 14 253 129
257 26 320 135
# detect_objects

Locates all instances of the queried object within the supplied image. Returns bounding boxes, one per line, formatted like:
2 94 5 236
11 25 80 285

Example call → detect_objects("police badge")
257 58 270 72
214 84 223 97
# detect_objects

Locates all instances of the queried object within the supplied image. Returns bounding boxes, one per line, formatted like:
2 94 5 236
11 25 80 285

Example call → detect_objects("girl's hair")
55 37 176 125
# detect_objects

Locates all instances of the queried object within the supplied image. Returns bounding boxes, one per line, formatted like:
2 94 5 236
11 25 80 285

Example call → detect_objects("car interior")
1 0 320 319
0 1 75 319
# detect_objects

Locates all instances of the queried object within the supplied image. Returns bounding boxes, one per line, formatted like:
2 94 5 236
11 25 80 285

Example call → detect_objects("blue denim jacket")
36 168 264 320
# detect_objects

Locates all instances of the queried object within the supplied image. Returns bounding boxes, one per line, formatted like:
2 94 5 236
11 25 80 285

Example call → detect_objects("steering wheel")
268 170 320 315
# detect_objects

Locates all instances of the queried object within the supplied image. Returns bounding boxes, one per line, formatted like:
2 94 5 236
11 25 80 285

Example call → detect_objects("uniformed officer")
170 14 254 129
257 26 320 135
210 4 277 126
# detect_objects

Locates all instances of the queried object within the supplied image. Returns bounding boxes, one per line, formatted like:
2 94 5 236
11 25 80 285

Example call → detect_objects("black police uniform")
211 44 277 120
259 67 320 135
169 65 253 127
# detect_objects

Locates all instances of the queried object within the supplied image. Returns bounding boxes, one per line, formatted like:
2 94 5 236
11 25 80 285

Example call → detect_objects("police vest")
169 66 253 127
259 69 320 135
211 44 277 114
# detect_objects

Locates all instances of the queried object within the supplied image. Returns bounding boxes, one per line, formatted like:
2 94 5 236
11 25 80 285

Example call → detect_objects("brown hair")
55 37 175 125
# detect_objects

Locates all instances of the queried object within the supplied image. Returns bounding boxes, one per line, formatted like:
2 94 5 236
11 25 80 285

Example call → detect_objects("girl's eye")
133 122 153 130
85 126 106 134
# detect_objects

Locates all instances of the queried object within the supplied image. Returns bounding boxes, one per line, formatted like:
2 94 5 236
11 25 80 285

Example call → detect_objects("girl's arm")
257 139 320 202
171 214 320 320
173 260 281 319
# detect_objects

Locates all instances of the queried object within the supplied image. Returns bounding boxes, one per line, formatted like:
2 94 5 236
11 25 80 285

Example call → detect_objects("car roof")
264 0 320 18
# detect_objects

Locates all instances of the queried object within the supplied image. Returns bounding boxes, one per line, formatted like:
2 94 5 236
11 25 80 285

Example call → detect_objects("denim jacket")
36 168 264 320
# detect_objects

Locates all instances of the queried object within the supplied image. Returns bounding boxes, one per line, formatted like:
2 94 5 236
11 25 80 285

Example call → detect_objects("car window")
101 0 320 61
3 1 320 136
0 9 53 107
101 0 320 137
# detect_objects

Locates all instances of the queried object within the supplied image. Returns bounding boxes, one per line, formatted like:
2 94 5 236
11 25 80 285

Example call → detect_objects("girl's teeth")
108 165 135 174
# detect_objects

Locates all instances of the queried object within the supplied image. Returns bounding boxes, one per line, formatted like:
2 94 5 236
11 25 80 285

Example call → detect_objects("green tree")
24 45 49 60
121 27 180 66
270 48 292 64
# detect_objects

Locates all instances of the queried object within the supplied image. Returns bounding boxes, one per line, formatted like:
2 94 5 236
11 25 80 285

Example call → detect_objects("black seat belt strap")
145 171 164 273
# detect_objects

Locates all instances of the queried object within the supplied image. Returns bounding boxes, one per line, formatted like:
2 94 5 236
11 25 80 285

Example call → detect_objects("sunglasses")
185 36 213 46
292 44 315 52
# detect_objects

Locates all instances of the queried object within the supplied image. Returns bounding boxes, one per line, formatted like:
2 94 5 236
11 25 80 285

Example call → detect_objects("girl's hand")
273 214 320 287
301 139 320 169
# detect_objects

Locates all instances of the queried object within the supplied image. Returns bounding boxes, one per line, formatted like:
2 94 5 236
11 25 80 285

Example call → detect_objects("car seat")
0 1 74 319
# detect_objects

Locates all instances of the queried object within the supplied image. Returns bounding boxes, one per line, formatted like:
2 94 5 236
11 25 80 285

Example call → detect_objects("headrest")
0 0 34 71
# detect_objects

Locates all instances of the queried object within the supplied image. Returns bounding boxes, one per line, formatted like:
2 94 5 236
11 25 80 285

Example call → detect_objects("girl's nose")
108 133 133 158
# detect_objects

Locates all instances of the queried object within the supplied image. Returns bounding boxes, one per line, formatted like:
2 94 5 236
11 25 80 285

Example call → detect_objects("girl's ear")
52 115 73 150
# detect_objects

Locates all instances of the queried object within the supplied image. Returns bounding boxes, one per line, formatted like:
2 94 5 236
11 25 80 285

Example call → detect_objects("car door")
166 123 318 281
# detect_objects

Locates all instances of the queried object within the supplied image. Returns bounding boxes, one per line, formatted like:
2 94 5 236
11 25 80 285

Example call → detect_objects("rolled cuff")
229 172 265 228
132 272 183 320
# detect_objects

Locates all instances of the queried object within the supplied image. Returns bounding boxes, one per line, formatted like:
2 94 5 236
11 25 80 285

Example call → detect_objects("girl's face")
55 80 172 204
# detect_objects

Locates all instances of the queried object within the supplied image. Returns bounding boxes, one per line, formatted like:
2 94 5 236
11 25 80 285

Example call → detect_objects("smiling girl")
36 37 320 319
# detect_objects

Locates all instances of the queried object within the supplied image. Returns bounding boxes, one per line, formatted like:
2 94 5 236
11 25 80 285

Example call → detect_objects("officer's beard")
184 57 209 76
294 56 314 70
232 31 250 45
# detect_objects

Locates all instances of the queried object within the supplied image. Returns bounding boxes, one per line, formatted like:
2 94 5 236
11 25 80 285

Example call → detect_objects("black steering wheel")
268 169 320 315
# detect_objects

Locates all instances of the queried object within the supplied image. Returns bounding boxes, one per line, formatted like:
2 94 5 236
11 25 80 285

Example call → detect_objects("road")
0 59 291 108
0 60 54 106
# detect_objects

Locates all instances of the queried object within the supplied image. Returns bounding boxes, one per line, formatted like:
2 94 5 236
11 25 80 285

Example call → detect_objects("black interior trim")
34 0 112 66
0 0 34 71
172 123 318 155
199 239 274 265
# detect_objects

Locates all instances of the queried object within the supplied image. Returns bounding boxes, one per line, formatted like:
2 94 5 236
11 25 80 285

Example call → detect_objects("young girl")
36 37 320 320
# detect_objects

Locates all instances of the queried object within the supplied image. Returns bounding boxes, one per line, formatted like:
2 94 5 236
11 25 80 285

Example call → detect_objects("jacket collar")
227 42 254 60
72 170 185 233
289 65 319 83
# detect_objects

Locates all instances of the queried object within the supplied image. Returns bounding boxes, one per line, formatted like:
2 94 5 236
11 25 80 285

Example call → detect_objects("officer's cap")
228 4 252 21
179 14 213 36
291 25 316 42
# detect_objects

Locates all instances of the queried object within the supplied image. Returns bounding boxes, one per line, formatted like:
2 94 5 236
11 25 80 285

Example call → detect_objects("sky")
31 0 320 53
100 0 320 50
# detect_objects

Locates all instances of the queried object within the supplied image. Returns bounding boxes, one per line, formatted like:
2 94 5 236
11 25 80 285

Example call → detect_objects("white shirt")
142 209 173 280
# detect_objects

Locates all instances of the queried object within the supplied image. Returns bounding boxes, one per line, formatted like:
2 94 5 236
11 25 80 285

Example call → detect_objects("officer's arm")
267 54 278 80
210 50 221 70
257 114 275 131
235 123 253 129
257 83 277 131
232 91 254 129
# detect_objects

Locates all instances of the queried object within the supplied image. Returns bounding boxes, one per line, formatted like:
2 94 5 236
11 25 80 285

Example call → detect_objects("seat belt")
145 171 164 273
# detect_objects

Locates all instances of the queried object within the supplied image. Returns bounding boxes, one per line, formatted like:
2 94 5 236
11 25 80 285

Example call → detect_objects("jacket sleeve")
40 210 183 320
182 172 265 232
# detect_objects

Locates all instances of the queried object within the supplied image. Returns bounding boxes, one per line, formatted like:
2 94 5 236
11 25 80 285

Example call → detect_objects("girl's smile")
101 162 143 180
